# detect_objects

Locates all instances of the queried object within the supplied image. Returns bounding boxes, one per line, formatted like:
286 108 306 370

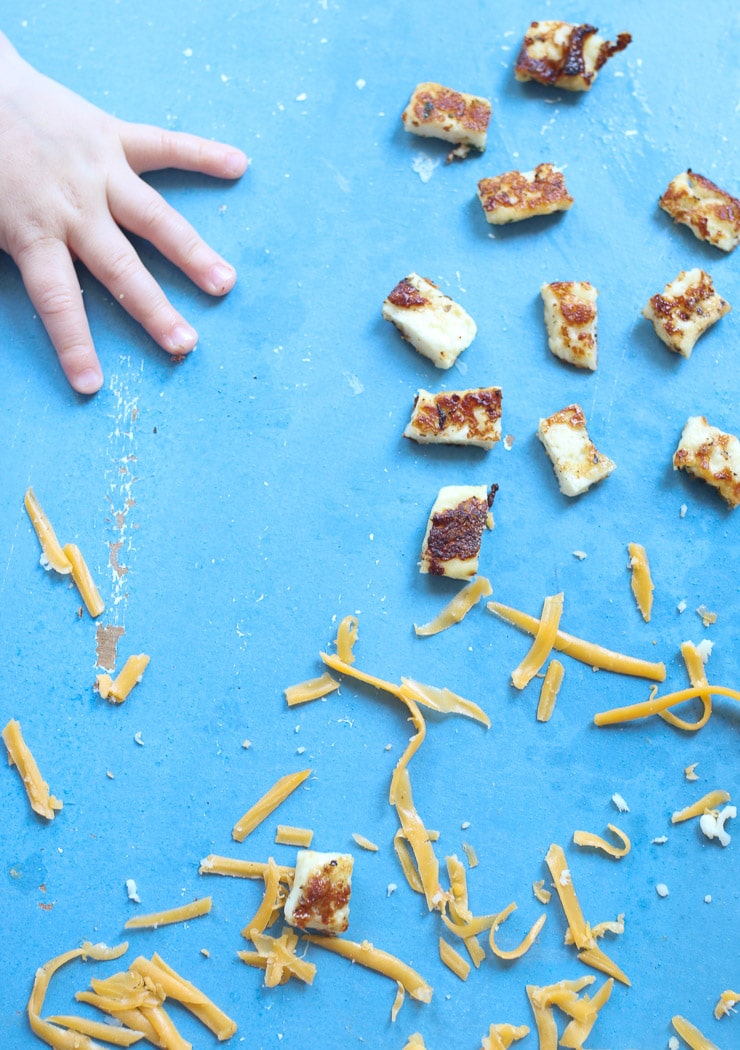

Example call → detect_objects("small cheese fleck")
611 793 630 813
538 404 615 497
126 879 141 904
656 883 669 898
652 836 668 845
382 273 477 370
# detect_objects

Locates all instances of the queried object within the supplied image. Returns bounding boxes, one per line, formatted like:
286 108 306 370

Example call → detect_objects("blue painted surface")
0 2 738 1046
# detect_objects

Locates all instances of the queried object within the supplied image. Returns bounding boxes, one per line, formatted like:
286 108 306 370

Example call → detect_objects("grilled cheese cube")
537 404 615 497
514 20 631 91
420 484 496 579
283 850 354 935
642 268 730 358
477 164 573 225
382 273 477 369
673 416 740 509
659 170 740 252
541 281 598 370
401 82 492 153
404 387 502 449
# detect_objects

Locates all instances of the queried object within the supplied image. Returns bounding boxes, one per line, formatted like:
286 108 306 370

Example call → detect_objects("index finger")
119 123 249 180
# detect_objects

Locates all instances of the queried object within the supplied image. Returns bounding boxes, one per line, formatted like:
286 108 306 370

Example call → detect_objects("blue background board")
0 1 738 1047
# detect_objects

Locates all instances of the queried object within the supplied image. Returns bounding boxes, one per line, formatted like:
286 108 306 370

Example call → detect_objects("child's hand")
0 33 248 394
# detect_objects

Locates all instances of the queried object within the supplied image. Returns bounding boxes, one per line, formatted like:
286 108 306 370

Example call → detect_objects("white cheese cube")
514 20 631 91
673 415 740 509
420 484 495 579
642 268 730 358
541 281 598 370
404 387 502 449
659 170 740 252
477 164 573 225
382 273 477 369
402 82 491 152
537 404 615 497
283 850 354 934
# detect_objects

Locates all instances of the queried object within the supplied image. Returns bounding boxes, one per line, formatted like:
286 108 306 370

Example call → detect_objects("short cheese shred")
414 576 493 636
2 718 63 820
572 824 631 859
241 857 282 940
438 936 471 981
526 976 613 1050
594 684 740 729
335 615 359 663
511 593 564 690
97 654 150 704
391 981 406 1022
533 880 551 904
402 1035 426 1049
232 768 312 843
714 989 740 1019
123 896 212 929
131 954 238 1041
24 487 73 575
481 1023 530 1049
352 832 379 851
63 543 105 618
304 934 433 1003
446 855 473 925
487 600 666 681
275 825 314 847
536 660 564 722
488 902 547 960
671 789 732 824
628 542 654 622
400 678 491 728
284 672 340 706
238 927 315 987
671 1015 721 1050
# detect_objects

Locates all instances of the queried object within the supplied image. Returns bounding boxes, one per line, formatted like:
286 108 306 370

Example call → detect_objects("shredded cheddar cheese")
403 1035 427 1049
123 896 212 929
284 672 340 706
238 927 316 987
661 641 712 730
536 659 564 722
44 1015 144 1045
627 542 654 622
533 880 551 904
594 684 740 728
510 593 564 690
526 976 613 1050
23 487 73 575
487 600 666 680
393 766 444 911
481 1023 530 1049
131 954 238 1041
714 990 740 1019
572 824 631 859
62 542 105 618
414 576 493 636
232 768 312 842
304 934 433 1003
672 1015 721 1050
275 825 314 847
2 718 63 820
199 855 294 883
335 615 359 663
352 832 379 851
488 902 547 960
671 789 732 824
391 982 406 1022
97 654 150 704
241 857 282 940
684 762 700 781
438 936 471 980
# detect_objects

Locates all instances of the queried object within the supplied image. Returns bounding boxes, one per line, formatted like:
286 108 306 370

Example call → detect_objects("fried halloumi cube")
420 484 496 579
514 20 631 91
541 281 598 370
673 416 740 509
659 170 740 252
382 273 477 369
537 404 615 497
642 268 730 358
477 163 573 225
283 850 354 934
404 387 502 449
402 82 492 156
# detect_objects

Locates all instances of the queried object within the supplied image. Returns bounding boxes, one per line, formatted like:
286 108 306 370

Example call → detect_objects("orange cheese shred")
62 543 105 618
660 641 712 730
671 789 732 824
414 577 493 636
488 902 547 960
239 927 315 987
572 824 631 859
438 936 471 980
536 659 564 722
2 718 63 820
123 896 212 929
232 768 312 843
627 542 654 622
511 593 564 690
481 1023 530 1050
335 615 359 663
594 684 740 728
241 857 282 940
97 654 150 704
393 766 444 911
24 487 73 575
671 1015 721 1050
284 672 340 706
304 934 433 1003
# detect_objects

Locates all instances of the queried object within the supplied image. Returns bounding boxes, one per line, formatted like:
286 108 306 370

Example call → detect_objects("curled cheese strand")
304 934 433 1003
572 824 631 859
661 641 712 730
488 902 547 960
414 577 492 636
511 593 564 690
241 858 281 940
594 685 740 728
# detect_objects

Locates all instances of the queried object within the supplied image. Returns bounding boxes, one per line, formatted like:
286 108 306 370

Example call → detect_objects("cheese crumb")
652 836 668 844
572 550 587 560
669 1038 680 1050
126 879 141 904
696 605 717 627
684 763 699 782
677 600 687 613
680 504 688 518
387 883 397 897
704 895 712 904
656 883 670 898
699 805 736 847
612 792 630 813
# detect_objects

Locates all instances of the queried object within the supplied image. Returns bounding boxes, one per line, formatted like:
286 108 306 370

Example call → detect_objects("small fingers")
109 174 237 296
119 122 248 180
16 238 103 394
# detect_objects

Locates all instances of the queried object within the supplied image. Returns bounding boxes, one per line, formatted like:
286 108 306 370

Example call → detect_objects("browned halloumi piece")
382 273 477 369
283 850 354 934
642 268 730 358
541 281 598 370
514 20 631 91
537 404 615 497
404 387 502 449
673 416 740 509
477 164 573 225
659 170 740 252
420 484 496 579
401 82 492 156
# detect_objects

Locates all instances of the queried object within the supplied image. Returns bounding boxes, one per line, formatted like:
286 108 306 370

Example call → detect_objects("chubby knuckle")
138 192 170 233
105 247 141 287
35 281 78 318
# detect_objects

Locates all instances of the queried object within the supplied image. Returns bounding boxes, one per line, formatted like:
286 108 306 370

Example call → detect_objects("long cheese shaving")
488 902 547 960
573 824 631 858
199 855 294 883
24 487 73 574
63 543 105 617
661 642 712 730
134 953 238 1040
393 829 425 895
2 718 63 819
241 858 281 940
438 936 471 980
414 577 493 636
45 1017 143 1046
671 790 732 824
594 684 740 727
536 659 564 722
393 766 444 911
487 600 666 680
232 768 312 842
239 928 316 987
627 542 654 622
671 1015 721 1050
400 678 490 727
123 896 211 929
97 654 150 704
304 934 433 1003
284 672 340 706
481 1023 530 1050
389 692 427 807
511 593 564 690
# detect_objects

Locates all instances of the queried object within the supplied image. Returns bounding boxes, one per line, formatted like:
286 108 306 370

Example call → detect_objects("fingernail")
75 368 103 395
208 263 236 293
224 150 248 177
167 324 198 353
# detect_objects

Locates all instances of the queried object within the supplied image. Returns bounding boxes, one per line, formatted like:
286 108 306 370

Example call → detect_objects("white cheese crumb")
700 805 736 847
296 92 307 102
656 883 669 898
676 599 687 613
572 550 588 560
242 739 252 749
126 879 141 904
679 504 687 518
387 883 397 897
296 746 306 754
669 1038 680 1050
200 948 210 957
355 78 366 90
704 895 712 904
411 152 440 183
694 639 714 662
461 821 471 830
652 835 668 844
384 743 393 751
612 792 630 813
559 869 572 887
134 732 144 746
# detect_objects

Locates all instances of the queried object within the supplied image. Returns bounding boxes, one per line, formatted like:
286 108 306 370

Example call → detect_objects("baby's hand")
0 33 248 394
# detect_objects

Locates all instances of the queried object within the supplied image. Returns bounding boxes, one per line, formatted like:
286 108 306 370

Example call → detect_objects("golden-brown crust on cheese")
673 417 740 508
645 270 729 353
289 858 352 933
478 164 573 223
402 82 491 142
387 278 431 309
410 389 502 443
515 21 631 89
659 170 740 251
425 486 497 576
543 281 597 366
